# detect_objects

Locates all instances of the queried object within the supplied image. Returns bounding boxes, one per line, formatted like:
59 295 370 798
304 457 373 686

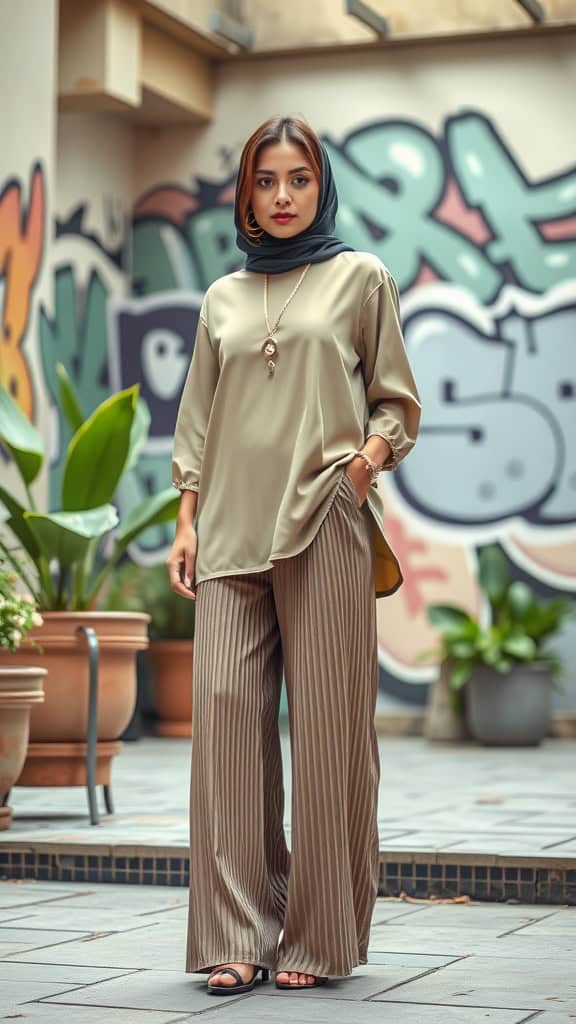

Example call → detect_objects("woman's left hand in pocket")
345 457 370 506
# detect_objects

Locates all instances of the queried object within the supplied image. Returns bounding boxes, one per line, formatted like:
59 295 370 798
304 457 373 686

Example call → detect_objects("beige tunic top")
172 250 421 598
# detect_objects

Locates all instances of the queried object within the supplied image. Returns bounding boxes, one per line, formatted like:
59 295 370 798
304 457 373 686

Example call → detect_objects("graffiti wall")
130 102 576 708
2 32 575 710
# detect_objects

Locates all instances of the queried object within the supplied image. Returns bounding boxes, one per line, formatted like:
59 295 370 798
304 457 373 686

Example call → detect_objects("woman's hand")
345 457 371 507
166 523 198 600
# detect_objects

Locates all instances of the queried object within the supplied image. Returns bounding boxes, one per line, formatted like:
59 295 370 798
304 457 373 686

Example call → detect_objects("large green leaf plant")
0 365 179 611
416 544 575 696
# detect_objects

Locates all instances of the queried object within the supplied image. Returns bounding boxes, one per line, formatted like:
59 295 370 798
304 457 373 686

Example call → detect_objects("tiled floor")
0 880 575 1022
2 735 575 861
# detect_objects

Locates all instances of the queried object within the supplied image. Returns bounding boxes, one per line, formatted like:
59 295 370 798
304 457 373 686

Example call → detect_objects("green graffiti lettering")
447 113 576 294
326 125 501 301
132 219 200 296
187 207 238 285
39 266 110 506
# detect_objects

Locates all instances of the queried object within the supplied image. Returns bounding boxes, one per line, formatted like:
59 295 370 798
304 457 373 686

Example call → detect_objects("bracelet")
354 450 380 481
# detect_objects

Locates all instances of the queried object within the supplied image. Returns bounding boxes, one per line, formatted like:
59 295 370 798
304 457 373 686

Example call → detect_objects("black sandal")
275 972 328 989
207 964 269 995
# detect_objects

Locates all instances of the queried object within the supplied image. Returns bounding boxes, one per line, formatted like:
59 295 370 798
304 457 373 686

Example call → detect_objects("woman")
167 115 421 995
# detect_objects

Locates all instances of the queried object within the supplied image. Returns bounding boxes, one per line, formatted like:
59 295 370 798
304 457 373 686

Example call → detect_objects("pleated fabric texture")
186 467 380 978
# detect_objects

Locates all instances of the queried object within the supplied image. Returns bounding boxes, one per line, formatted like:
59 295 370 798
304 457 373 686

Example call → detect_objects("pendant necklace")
262 262 312 376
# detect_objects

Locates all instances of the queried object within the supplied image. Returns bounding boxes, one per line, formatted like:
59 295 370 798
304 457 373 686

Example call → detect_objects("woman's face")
250 139 320 240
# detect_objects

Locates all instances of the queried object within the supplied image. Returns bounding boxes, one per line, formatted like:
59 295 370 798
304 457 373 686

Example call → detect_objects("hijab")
234 138 355 274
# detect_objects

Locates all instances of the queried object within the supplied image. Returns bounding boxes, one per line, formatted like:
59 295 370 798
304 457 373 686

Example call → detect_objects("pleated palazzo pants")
185 467 380 978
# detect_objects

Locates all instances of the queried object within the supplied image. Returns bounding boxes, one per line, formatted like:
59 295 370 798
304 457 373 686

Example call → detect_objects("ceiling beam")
230 20 576 63
208 10 254 50
345 0 390 37
516 0 546 23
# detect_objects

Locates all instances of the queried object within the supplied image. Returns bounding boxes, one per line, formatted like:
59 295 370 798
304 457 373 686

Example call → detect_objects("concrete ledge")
0 844 573 904
376 711 576 738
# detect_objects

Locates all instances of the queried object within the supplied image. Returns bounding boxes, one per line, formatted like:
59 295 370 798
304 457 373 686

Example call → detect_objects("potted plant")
0 366 180 786
416 545 575 746
102 561 195 737
0 563 46 828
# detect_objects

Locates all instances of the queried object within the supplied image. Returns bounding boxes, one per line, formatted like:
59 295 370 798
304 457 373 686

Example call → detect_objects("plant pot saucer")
15 741 122 788
156 721 192 737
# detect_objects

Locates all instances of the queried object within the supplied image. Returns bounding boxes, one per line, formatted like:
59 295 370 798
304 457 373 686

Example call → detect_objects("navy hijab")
234 138 355 274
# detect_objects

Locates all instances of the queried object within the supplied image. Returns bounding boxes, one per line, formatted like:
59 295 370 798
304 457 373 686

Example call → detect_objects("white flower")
22 593 35 604
32 612 43 627
13 614 25 627
10 629 22 645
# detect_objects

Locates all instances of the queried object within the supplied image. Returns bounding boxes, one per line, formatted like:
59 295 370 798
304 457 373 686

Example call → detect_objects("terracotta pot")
0 612 149 787
148 640 193 737
0 667 46 829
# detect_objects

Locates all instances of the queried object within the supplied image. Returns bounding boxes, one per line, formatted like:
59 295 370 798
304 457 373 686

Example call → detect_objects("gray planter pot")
467 661 552 746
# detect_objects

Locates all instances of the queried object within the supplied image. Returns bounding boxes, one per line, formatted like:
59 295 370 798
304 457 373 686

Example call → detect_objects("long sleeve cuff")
360 268 421 473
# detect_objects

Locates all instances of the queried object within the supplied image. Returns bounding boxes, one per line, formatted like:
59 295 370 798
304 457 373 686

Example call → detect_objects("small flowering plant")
0 565 43 652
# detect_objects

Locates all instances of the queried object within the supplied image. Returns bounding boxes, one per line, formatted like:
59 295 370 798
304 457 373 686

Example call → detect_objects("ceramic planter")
466 661 552 746
0 667 46 829
0 612 150 786
148 640 193 737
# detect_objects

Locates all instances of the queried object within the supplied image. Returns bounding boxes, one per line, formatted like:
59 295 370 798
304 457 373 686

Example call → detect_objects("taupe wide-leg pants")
186 467 380 978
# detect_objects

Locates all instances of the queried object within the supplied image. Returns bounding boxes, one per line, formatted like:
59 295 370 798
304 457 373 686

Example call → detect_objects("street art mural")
2 110 575 703
0 162 45 417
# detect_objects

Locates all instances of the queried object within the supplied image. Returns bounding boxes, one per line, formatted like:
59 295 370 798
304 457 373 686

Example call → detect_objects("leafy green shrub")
0 366 179 611
416 544 575 694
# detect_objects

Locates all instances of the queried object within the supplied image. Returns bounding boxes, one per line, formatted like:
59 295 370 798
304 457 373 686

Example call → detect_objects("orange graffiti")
0 163 45 416
384 516 449 618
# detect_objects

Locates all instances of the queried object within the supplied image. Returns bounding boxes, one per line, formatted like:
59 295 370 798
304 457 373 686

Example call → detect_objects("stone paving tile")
6 907 185 932
535 1015 576 1024
378 832 466 850
366 951 461 968
389 905 557 930
38 965 441 1011
540 840 576 852
0 927 93 958
1 883 575 1022
370 902 430 925
367 925 541 957
14 921 188 970
0 886 82 910
369 922 576 961
489 934 576 959
513 910 576 934
2 978 127 1005
0 961 136 985
12 886 188 913
176 995 537 1023
0 912 39 925
0 1006 187 1024
374 954 576 1011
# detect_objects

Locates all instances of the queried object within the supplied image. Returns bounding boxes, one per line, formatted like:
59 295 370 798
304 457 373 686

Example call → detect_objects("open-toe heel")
207 965 270 995
275 972 328 989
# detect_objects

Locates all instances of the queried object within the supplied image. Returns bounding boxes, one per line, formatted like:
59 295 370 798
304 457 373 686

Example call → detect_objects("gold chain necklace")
262 263 312 376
